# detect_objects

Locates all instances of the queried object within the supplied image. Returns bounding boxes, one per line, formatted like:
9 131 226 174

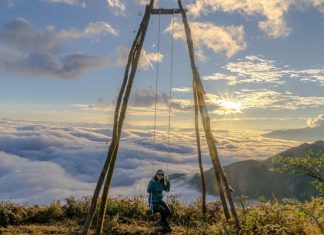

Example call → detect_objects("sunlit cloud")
219 100 242 114
310 0 324 13
205 93 242 115
203 55 324 86
116 47 163 70
307 114 324 127
290 68 324 86
225 55 285 84
235 89 324 110
203 88 324 116
203 73 237 86
188 0 324 38
165 20 246 59
172 87 192 93
81 87 324 118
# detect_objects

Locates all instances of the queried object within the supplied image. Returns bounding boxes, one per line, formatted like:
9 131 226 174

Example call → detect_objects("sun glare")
219 100 242 114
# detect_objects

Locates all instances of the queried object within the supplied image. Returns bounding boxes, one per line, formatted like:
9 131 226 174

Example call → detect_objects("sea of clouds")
0 119 301 204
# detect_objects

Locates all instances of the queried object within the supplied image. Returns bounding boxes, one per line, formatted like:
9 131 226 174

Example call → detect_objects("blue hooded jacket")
147 178 170 204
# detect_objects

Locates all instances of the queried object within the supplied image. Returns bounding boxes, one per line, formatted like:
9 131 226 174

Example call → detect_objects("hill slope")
186 140 324 200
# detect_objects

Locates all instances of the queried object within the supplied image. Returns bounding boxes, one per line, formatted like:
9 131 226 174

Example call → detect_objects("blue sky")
0 0 324 203
0 0 323 130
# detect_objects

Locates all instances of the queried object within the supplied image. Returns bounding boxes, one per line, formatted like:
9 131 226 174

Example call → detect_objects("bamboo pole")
195 81 240 228
81 3 152 235
95 2 154 234
193 80 207 215
178 0 240 228
177 0 230 220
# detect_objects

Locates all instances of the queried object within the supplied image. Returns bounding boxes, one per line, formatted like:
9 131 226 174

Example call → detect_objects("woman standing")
147 169 172 232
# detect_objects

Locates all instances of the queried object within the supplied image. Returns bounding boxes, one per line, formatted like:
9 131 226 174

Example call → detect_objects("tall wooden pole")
81 1 154 234
95 1 154 234
177 0 230 220
81 21 140 235
178 0 240 228
193 80 207 215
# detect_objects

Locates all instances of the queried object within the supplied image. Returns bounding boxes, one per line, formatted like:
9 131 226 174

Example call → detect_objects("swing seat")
146 204 155 216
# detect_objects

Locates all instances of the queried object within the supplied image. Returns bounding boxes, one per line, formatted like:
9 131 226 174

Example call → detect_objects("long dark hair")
153 169 164 181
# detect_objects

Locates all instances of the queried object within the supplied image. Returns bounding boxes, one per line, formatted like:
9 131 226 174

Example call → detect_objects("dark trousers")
153 200 171 223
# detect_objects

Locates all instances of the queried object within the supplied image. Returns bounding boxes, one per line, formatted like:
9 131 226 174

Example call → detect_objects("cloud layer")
0 119 302 203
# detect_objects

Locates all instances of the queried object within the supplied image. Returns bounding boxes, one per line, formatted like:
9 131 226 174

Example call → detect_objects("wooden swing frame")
82 1 240 234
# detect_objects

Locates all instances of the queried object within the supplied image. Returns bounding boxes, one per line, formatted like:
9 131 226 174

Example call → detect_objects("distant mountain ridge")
181 141 324 200
263 125 324 142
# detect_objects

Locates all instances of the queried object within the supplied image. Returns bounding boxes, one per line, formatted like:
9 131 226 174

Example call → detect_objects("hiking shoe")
160 221 172 232
164 222 172 232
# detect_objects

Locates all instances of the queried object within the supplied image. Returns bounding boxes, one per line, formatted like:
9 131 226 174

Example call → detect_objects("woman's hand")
164 175 169 182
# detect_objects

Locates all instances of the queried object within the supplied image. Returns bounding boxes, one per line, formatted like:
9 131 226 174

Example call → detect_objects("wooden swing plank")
151 8 188 15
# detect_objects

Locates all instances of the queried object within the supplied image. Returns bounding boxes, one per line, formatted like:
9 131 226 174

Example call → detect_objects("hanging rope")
164 10 176 205
151 9 161 176
167 11 175 176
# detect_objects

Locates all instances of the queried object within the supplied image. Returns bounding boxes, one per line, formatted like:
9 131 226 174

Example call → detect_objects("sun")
219 100 242 114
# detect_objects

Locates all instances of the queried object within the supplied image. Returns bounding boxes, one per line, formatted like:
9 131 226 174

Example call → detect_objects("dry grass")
0 196 323 234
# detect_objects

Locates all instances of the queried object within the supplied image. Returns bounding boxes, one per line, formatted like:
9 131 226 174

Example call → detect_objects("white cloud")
165 21 246 59
0 151 94 204
291 68 324 86
137 0 159 6
232 89 324 110
172 87 193 93
224 55 285 84
203 73 237 86
105 0 159 15
307 114 324 127
56 22 118 41
83 22 118 38
116 47 163 70
106 0 126 15
203 56 324 86
44 0 86 7
188 0 324 38
0 119 302 203
310 0 324 13
0 18 116 79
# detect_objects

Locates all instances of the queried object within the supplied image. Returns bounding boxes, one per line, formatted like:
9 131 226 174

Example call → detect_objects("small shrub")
0 201 27 227
62 197 90 221
35 201 64 223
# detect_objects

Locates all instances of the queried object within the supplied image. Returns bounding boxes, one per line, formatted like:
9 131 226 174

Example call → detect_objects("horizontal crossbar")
150 8 188 15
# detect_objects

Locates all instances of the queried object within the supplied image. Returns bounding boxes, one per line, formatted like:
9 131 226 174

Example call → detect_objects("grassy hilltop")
0 196 323 234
